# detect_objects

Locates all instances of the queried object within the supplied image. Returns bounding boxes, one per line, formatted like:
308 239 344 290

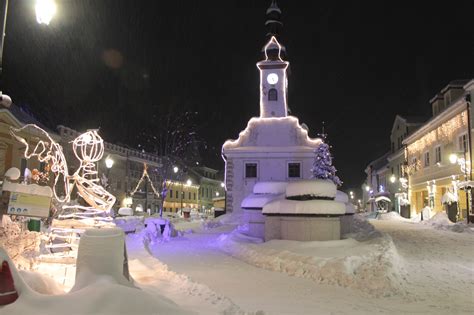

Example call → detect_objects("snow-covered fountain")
263 179 346 241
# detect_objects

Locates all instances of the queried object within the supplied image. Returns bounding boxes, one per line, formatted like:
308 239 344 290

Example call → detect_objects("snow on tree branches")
311 142 342 186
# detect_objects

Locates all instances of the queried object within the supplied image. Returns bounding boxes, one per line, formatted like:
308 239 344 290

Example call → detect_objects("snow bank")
421 212 474 233
262 199 345 215
114 215 144 233
18 270 65 295
378 211 412 222
216 229 406 297
253 181 288 194
286 179 336 198
0 241 194 315
241 193 284 208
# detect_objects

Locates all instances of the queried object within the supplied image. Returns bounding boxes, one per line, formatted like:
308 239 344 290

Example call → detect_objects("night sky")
2 1 474 190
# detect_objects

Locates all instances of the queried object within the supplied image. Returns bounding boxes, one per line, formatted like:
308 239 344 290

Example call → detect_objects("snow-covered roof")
222 116 321 154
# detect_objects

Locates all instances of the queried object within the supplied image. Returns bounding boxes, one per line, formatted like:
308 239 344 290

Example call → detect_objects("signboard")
7 192 51 218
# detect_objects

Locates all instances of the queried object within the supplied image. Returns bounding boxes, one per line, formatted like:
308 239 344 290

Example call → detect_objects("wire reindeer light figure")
10 125 116 216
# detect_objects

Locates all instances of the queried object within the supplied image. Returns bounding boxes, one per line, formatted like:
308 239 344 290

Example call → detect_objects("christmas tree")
311 141 342 186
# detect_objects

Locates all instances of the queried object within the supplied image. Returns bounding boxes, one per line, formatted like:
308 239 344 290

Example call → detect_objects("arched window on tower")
268 88 278 101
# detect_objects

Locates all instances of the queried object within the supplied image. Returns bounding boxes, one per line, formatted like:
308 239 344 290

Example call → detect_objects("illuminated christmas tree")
311 141 342 186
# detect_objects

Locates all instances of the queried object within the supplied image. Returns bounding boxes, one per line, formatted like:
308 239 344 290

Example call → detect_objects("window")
194 192 196 200
175 190 179 198
268 88 277 101
170 189 173 199
391 142 394 153
245 163 258 178
435 146 442 163
188 192 191 200
288 162 301 178
459 134 468 152
424 152 430 167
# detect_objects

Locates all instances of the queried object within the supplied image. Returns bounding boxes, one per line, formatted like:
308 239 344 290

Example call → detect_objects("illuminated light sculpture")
10 124 116 216
130 163 161 198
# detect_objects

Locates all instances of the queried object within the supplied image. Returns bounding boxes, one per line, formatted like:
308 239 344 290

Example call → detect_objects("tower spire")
265 1 283 40
262 1 286 60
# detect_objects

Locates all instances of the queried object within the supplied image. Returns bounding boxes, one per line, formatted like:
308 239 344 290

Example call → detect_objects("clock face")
267 73 279 85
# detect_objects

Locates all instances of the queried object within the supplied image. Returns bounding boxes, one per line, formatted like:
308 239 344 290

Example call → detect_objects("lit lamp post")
1 0 57 104
104 155 114 191
450 152 471 222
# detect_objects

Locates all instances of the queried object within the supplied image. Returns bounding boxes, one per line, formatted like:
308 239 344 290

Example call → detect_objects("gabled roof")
390 115 426 135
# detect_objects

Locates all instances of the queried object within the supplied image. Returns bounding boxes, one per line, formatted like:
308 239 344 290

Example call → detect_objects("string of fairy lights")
407 111 467 157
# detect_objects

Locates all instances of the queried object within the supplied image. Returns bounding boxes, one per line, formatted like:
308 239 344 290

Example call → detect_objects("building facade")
403 79 474 221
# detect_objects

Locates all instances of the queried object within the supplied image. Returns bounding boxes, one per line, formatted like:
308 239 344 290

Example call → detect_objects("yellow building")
403 80 473 220
162 180 200 213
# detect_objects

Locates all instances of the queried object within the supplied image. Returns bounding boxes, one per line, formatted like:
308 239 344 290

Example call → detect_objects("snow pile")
128 234 249 314
421 212 474 233
216 229 406 297
262 199 346 215
114 215 144 233
343 214 381 241
18 269 65 295
241 193 284 209
253 181 288 194
0 216 42 269
286 179 336 199
0 247 194 315
378 211 412 222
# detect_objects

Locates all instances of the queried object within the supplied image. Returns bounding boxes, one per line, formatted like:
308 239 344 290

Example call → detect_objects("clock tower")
257 1 289 118
257 37 289 118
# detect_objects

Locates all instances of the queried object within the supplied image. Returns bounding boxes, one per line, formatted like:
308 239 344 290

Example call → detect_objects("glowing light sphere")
105 156 114 169
186 179 192 186
173 166 179 173
390 175 396 183
35 0 56 25
449 153 458 164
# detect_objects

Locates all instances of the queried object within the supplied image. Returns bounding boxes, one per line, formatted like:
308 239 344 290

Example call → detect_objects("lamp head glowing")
173 166 179 173
215 191 220 197
220 182 225 188
186 179 192 186
390 175 396 183
105 156 114 169
365 185 370 192
449 153 458 164
36 0 57 25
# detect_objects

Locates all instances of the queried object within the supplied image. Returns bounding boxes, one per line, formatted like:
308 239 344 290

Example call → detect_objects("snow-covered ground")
2 213 473 314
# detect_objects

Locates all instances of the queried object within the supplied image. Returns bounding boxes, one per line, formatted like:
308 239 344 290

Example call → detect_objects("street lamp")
104 156 114 191
449 153 458 165
365 185 370 192
35 0 57 25
390 174 397 183
1 0 57 106
173 166 179 173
